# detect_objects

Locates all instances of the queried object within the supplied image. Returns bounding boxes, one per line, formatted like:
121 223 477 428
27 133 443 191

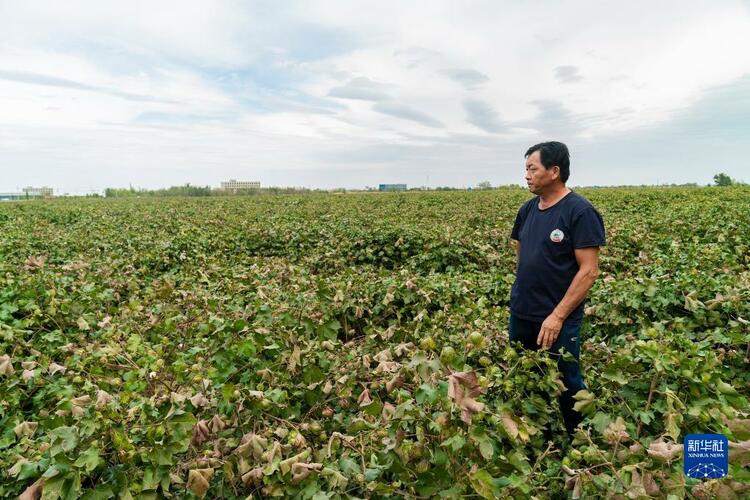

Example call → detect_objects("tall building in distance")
23 186 54 198
219 180 261 193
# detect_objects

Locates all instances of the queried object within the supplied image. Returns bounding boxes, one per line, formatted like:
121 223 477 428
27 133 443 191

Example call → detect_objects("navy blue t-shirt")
510 191 606 325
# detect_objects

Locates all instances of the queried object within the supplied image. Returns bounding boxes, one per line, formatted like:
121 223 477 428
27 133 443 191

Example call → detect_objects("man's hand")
538 247 600 349
537 312 564 349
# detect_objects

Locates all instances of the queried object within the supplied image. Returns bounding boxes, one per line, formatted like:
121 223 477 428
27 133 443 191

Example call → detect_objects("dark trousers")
508 313 586 436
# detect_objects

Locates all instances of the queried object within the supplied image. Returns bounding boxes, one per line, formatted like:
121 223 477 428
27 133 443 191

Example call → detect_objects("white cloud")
1 0 749 192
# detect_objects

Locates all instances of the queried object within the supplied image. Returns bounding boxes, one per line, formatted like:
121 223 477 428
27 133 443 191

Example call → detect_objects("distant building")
219 180 261 192
378 184 407 192
23 186 54 198
0 186 53 201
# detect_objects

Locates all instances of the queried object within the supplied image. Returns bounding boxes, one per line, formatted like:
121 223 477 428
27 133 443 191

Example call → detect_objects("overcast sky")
1 1 749 194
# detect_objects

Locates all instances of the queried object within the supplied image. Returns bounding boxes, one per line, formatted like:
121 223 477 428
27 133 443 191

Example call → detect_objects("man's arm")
537 247 601 349
513 239 520 272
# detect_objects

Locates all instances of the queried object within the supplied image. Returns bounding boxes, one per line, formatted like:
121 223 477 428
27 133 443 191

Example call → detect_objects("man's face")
525 150 559 194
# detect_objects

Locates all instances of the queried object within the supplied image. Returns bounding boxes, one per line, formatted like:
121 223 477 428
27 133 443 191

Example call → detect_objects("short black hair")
525 141 570 183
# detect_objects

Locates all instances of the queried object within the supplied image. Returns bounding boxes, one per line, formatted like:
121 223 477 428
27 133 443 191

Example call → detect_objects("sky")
1 0 749 194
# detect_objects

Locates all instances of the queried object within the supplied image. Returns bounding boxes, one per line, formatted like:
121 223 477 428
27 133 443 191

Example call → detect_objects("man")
509 141 605 437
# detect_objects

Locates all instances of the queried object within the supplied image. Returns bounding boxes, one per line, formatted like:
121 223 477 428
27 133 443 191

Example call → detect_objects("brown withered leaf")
729 439 750 466
14 421 38 438
48 362 66 375
373 349 392 362
291 462 322 483
241 467 264 486
646 440 682 461
603 416 629 444
96 390 113 408
190 392 209 407
71 394 92 418
724 417 750 441
381 402 396 422
357 387 372 407
447 371 485 424
393 342 414 357
322 380 333 394
0 355 14 375
386 372 402 393
290 431 306 449
235 433 268 460
76 317 91 331
23 255 46 271
209 414 225 434
642 472 660 497
72 395 92 407
19 477 45 500
374 360 400 374
192 420 210 446
288 345 301 374
187 468 214 498
501 411 519 440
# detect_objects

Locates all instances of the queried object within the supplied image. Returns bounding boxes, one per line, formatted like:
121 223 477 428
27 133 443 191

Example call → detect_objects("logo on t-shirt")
550 229 564 243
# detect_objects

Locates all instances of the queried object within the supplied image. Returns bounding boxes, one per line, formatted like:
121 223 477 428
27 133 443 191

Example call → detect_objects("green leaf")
470 469 500 499
49 427 78 456
601 369 629 385
317 320 341 340
440 434 465 452
73 446 101 472
665 412 682 441
338 456 360 476
41 474 66 500
572 390 596 414
717 380 738 395
638 410 654 425
479 440 494 461
80 486 115 500
415 384 437 404
321 467 348 489
470 427 494 460
146 467 172 492
148 447 173 466
590 412 613 434
431 449 448 466
508 450 531 474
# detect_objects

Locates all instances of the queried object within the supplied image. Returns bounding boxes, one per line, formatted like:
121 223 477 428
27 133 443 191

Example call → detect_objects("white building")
22 186 54 198
219 180 260 191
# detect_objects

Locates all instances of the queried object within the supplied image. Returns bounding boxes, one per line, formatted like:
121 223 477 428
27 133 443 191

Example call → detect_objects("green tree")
713 173 734 186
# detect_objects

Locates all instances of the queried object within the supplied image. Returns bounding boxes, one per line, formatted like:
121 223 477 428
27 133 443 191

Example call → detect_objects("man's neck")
538 185 571 209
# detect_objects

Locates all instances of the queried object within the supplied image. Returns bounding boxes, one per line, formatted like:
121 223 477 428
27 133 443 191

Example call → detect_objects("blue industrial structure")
378 184 407 192
0 193 25 201
0 186 54 201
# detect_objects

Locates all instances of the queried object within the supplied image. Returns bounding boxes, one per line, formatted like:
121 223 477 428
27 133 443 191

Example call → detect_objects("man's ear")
552 165 560 179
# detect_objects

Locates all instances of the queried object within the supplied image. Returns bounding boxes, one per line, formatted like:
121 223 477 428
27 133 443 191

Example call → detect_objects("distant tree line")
104 184 213 197
103 183 531 198
103 184 335 198
98 177 745 198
